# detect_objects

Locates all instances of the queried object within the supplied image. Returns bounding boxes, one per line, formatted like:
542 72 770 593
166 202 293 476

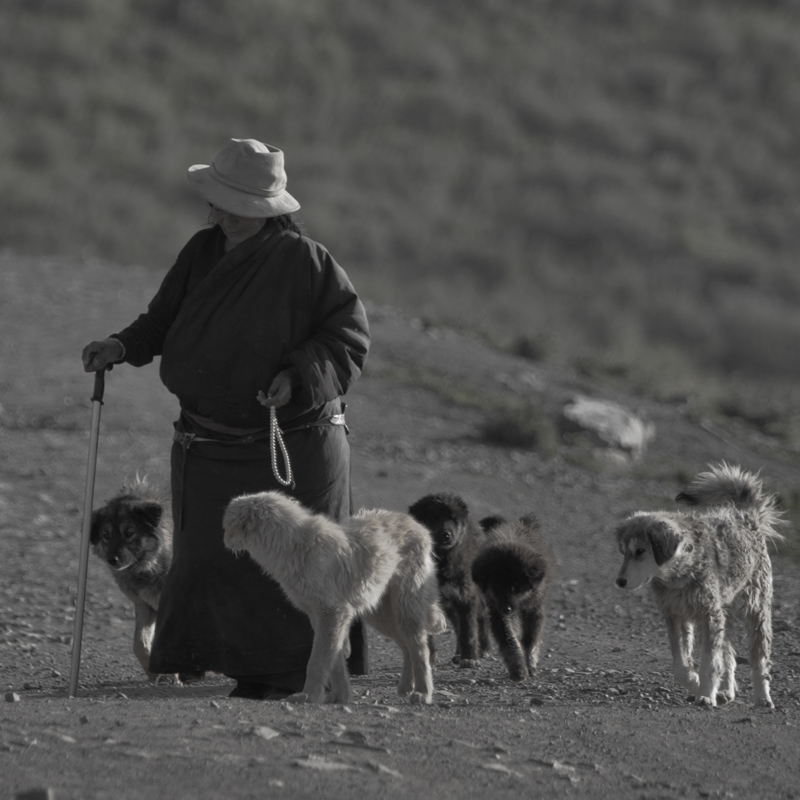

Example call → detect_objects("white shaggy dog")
223 491 446 705
615 462 783 709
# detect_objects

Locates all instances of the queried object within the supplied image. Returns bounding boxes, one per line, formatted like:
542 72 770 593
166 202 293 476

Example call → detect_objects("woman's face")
209 205 267 245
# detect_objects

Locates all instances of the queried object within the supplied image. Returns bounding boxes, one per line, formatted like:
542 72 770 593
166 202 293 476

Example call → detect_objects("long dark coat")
111 223 370 685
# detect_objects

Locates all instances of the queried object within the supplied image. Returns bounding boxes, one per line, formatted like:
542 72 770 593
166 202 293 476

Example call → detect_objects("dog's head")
90 494 165 571
615 513 691 590
472 544 549 615
222 490 305 557
408 493 471 557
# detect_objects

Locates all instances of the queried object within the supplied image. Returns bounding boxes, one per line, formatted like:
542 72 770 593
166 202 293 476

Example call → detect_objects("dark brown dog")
91 477 181 683
408 493 490 667
471 513 552 682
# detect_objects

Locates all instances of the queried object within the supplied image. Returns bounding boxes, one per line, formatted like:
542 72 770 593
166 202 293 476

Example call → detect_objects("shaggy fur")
223 491 446 705
615 462 783 708
479 515 507 533
408 493 490 667
91 477 179 683
471 514 553 682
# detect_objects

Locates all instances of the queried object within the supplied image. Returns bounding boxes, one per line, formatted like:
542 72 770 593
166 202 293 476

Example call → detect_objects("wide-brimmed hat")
187 138 301 218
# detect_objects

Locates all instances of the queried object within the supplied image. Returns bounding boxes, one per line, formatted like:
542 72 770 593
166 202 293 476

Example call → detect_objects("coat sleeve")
282 241 370 406
110 233 207 367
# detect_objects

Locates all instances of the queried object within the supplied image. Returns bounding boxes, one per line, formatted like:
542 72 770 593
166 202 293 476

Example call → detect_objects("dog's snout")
616 577 627 588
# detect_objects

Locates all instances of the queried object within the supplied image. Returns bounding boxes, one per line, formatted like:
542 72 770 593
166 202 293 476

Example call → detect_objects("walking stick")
69 367 107 698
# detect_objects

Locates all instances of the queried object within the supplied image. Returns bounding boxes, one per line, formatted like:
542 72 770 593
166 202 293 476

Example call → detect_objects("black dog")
408 493 490 667
471 514 552 682
91 477 182 683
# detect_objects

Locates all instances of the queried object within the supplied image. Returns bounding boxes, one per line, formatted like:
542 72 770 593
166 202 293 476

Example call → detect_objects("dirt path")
2 256 800 799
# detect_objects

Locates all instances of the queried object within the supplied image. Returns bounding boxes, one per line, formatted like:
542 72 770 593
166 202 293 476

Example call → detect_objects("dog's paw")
715 690 733 706
458 658 480 669
677 671 701 695
286 692 312 704
755 697 775 710
695 695 716 709
408 691 432 705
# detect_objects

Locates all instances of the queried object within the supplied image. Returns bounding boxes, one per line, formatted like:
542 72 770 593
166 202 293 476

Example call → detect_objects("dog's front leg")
489 609 527 682
133 602 158 682
521 606 546 674
455 601 482 667
446 604 463 664
291 607 352 704
477 602 491 658
664 614 699 697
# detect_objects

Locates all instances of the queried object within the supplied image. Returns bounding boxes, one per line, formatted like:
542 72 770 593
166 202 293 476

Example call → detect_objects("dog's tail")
676 462 784 540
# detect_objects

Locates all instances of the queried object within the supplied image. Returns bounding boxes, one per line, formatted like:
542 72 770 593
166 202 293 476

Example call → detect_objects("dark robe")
111 223 370 685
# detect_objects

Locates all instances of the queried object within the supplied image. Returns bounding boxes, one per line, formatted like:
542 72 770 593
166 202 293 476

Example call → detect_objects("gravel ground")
2 256 800 799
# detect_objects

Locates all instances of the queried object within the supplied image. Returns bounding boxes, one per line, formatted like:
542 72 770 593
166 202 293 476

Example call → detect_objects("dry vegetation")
3 0 800 433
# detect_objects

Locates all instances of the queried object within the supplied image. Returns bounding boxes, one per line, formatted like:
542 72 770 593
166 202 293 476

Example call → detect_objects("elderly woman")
82 139 370 699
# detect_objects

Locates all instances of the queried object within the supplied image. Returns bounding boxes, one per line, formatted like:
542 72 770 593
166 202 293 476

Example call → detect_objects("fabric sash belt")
173 409 348 451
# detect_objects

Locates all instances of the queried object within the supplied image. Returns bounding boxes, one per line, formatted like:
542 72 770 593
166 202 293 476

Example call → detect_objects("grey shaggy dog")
223 491 446 705
471 514 553 682
615 462 783 708
91 476 178 683
408 493 490 667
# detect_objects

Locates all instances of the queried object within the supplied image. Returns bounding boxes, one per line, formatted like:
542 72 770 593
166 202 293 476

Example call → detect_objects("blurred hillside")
3 0 800 433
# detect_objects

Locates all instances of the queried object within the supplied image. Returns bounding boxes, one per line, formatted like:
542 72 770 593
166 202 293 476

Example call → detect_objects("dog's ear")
128 500 163 531
90 508 106 544
479 515 505 533
522 555 548 587
518 513 540 530
647 521 682 566
408 496 437 527
409 495 450 528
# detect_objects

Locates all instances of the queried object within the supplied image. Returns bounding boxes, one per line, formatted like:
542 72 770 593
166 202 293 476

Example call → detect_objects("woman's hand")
82 338 124 372
257 369 300 409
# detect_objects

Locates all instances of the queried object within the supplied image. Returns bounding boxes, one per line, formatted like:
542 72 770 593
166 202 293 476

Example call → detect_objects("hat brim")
187 164 301 218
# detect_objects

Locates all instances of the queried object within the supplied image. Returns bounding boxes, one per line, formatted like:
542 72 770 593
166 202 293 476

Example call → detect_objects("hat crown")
210 139 287 198
187 137 300 217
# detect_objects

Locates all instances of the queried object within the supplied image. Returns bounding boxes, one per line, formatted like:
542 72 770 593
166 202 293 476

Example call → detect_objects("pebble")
529 696 546 706
250 726 281 741
4 691 21 703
